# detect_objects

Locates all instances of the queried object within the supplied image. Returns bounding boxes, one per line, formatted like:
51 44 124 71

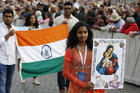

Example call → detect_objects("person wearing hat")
109 12 125 32
121 17 139 35
93 12 125 32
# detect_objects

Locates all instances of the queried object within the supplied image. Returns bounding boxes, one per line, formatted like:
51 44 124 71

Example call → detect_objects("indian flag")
16 24 68 80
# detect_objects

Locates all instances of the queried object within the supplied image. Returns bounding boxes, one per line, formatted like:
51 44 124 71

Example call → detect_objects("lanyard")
78 45 87 67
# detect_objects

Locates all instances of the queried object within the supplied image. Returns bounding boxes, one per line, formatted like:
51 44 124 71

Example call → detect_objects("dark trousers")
57 71 69 89
0 63 15 93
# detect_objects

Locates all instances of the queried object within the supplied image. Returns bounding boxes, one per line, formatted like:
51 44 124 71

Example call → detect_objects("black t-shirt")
135 15 140 30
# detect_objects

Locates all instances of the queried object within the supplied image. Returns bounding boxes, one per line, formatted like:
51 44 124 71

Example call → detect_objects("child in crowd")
40 12 51 24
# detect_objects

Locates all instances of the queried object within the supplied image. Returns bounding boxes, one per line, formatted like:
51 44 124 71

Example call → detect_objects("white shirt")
114 19 125 32
53 14 79 32
100 19 125 32
0 23 20 65
73 2 80 9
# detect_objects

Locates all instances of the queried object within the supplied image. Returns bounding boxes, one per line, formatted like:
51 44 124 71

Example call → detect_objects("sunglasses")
64 8 71 10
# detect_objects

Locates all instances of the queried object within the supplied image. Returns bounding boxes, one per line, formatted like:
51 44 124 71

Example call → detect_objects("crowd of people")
0 0 140 93
0 0 140 36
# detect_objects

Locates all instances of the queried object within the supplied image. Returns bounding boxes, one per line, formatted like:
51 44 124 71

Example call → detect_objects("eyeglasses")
64 8 71 10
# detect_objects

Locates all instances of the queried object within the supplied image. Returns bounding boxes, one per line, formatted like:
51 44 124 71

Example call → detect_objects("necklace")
77 44 87 67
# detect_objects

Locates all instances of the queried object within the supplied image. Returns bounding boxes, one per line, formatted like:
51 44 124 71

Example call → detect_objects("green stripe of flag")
21 56 64 79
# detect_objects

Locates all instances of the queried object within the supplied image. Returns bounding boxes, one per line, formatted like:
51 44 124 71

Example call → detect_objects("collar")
63 14 73 20
3 23 13 30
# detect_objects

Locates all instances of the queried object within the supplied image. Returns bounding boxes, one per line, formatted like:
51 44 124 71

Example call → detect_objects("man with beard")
0 9 20 93
53 1 79 32
53 2 79 93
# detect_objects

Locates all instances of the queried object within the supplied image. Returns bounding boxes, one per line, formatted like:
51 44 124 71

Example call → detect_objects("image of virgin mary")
96 45 119 75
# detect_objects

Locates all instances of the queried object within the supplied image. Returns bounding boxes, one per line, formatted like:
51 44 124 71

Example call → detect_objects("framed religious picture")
91 39 126 89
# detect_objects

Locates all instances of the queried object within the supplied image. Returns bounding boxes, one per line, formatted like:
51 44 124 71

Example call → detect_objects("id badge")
78 72 87 82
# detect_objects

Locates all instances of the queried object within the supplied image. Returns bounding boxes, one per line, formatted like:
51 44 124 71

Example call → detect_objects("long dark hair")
24 13 39 28
66 21 93 50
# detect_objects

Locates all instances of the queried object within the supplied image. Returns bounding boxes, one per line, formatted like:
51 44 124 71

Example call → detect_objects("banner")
16 24 68 79
91 39 126 89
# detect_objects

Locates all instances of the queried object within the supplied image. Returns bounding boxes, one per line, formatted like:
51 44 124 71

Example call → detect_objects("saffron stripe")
16 24 68 46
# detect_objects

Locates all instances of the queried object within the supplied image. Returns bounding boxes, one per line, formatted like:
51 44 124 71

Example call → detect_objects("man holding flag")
0 9 20 93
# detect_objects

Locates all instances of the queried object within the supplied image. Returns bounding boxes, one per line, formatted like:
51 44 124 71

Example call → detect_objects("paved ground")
11 67 140 93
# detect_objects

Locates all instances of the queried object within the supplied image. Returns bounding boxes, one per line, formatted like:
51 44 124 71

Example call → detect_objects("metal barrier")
0 14 3 23
13 19 25 27
14 19 50 29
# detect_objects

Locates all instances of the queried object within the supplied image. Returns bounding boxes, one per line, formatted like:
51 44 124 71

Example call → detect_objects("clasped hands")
86 82 94 90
